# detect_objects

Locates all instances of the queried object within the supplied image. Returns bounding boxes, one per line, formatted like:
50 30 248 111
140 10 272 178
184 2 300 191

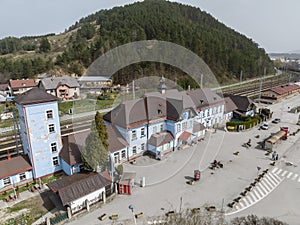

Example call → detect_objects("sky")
0 0 299 53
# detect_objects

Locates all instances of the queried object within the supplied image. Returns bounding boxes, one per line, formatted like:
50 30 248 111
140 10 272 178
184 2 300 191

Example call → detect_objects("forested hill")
0 0 274 86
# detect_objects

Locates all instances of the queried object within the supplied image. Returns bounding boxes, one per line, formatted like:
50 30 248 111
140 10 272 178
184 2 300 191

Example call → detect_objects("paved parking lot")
67 94 300 225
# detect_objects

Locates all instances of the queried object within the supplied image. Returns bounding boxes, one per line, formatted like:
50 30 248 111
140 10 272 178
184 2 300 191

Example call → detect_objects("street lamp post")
129 204 137 225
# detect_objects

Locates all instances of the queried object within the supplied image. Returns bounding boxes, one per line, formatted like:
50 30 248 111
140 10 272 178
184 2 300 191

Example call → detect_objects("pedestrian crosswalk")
272 167 300 182
226 167 300 216
225 170 284 216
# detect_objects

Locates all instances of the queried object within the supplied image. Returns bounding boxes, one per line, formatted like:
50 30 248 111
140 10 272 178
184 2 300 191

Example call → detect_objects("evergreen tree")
39 38 51 53
81 111 109 172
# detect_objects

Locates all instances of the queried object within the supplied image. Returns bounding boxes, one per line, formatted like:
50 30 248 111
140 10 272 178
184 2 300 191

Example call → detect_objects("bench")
187 180 195 185
234 197 241 203
110 214 118 220
165 211 175 216
206 206 216 212
135 212 143 219
227 202 236 208
241 190 249 196
191 208 200 213
99 213 107 221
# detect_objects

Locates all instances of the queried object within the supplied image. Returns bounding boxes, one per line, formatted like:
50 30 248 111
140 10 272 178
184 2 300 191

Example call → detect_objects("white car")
261 123 269 130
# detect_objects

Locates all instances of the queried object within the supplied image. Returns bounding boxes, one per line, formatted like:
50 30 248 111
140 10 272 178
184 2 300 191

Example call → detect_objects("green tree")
81 111 109 172
39 38 51 53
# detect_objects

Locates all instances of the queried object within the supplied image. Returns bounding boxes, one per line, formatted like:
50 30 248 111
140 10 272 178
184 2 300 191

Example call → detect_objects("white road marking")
265 174 277 186
242 197 250 206
272 172 283 181
263 179 273 192
249 192 258 202
246 195 254 204
281 170 288 177
286 172 293 178
276 168 283 175
255 186 264 197
257 182 268 194
272 167 279 173
239 202 245 208
292 174 299 181
253 189 261 200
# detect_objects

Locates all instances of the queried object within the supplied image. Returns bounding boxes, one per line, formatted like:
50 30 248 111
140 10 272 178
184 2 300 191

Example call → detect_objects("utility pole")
200 74 203 89
132 80 135 100
258 76 263 103
240 70 243 83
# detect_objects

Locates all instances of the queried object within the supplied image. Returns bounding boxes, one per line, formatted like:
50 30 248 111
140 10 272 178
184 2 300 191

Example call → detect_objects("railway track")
0 120 93 160
222 74 299 97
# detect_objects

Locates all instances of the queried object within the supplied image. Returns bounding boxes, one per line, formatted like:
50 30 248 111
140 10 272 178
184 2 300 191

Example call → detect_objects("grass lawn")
1 191 55 225
58 99 114 115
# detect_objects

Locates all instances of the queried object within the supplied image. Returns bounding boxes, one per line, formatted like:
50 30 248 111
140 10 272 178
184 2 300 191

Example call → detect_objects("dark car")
272 118 281 124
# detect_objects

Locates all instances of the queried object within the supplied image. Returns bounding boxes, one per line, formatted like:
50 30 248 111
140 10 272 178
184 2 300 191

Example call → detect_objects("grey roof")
59 134 85 166
105 89 201 126
103 98 148 128
107 126 128 152
148 131 174 147
193 122 206 133
226 95 253 113
39 76 80 90
144 93 167 122
47 172 111 206
14 87 57 105
224 97 238 113
187 88 224 110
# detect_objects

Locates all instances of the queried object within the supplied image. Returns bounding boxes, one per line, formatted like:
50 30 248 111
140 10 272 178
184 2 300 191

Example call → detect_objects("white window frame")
132 130 137 141
3 177 11 186
141 128 145 137
121 150 126 159
49 124 55 133
46 110 53 119
132 146 137 155
51 142 57 153
52 156 59 167
19 172 26 181
141 143 145 151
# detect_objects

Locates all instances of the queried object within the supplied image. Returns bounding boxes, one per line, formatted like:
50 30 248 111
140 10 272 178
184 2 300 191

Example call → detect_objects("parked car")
272 118 281 124
261 123 269 130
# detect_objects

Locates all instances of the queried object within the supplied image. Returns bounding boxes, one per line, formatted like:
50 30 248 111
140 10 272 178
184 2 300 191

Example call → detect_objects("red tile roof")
9 79 36 89
269 84 300 95
0 155 32 179
178 131 192 141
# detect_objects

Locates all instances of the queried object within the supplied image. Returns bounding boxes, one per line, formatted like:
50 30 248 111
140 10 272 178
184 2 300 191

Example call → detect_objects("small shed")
118 172 136 195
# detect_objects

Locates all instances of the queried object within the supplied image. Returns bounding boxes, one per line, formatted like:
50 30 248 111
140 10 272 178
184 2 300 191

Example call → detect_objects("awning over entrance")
179 131 192 141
